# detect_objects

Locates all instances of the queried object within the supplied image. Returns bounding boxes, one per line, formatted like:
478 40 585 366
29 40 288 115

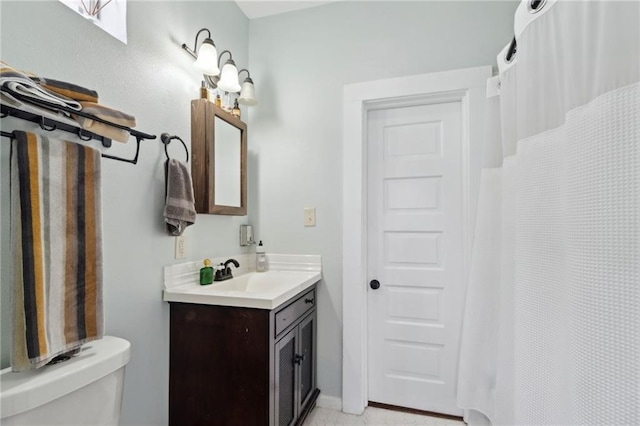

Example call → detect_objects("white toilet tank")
0 336 131 426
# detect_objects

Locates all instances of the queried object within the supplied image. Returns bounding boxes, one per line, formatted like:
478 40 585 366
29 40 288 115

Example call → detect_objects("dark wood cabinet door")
169 303 270 425
298 313 315 410
275 328 297 426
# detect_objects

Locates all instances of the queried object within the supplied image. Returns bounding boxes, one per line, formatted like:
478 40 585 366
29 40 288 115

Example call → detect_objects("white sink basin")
163 270 321 309
208 272 291 293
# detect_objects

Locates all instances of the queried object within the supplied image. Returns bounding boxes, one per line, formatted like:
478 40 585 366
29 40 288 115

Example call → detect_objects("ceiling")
234 0 339 19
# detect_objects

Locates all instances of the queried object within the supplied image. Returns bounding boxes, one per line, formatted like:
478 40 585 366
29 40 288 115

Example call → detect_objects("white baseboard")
316 394 342 411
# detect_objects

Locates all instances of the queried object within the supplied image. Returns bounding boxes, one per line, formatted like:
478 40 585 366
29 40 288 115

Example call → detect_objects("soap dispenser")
256 241 267 272
200 259 214 285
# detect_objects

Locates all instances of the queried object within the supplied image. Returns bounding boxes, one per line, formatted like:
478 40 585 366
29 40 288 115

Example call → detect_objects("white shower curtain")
457 1 639 425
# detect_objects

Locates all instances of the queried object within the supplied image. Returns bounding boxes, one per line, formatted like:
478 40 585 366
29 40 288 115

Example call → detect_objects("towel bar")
161 133 189 163
0 103 157 165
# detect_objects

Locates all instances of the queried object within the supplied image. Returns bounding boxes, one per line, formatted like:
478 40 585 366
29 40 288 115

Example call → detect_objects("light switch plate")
175 235 187 259
304 207 316 227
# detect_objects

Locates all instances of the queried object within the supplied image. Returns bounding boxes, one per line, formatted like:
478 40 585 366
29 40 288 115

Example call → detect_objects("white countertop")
163 254 322 310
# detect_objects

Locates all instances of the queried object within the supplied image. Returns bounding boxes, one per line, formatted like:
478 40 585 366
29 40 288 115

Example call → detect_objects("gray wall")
0 1 250 424
247 0 518 400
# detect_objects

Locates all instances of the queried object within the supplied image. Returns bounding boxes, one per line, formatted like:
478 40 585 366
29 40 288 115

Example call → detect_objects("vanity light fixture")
216 50 241 93
182 28 219 76
182 29 257 105
237 69 257 106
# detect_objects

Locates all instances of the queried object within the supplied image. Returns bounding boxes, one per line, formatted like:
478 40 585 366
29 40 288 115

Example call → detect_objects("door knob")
369 279 380 290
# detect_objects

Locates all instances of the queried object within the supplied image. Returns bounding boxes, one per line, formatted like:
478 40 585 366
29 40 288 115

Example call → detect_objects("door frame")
342 66 492 415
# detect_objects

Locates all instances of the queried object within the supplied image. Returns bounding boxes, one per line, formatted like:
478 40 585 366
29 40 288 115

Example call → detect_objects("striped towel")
1 62 82 111
72 101 136 143
1 91 79 127
33 77 99 103
11 131 103 371
78 102 136 128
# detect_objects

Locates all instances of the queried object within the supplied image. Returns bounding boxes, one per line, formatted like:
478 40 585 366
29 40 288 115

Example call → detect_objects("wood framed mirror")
191 99 247 215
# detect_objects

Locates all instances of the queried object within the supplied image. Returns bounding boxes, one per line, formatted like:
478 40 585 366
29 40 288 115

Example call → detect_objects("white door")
367 102 464 416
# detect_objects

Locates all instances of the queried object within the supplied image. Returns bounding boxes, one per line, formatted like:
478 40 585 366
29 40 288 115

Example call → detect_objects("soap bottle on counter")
256 241 267 272
200 259 214 285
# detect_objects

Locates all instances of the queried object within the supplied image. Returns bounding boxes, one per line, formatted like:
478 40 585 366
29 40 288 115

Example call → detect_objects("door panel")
384 322 445 345
385 177 441 210
388 341 442 377
383 120 441 157
367 102 464 416
387 287 441 320
385 232 442 265
275 329 297 426
298 313 315 409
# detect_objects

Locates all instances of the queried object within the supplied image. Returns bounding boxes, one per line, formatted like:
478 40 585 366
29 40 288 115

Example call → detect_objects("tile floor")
304 406 465 425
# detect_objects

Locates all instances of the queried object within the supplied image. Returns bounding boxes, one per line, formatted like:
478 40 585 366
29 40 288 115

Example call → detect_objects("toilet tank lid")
0 336 131 419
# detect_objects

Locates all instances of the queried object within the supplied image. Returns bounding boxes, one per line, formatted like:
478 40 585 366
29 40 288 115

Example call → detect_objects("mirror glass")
214 117 241 207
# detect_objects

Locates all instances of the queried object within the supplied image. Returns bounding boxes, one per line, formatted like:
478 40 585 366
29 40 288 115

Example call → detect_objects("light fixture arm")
238 69 251 81
181 28 212 59
217 50 233 68
203 75 218 90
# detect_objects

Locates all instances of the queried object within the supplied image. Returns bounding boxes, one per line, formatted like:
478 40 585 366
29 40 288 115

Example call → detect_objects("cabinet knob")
294 354 306 365
370 279 380 290
304 298 314 304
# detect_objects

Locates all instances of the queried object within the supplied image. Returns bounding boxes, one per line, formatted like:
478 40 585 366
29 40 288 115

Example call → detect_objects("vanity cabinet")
169 285 319 426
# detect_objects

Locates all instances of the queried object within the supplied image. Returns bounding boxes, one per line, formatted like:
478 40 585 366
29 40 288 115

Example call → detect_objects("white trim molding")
341 66 492 415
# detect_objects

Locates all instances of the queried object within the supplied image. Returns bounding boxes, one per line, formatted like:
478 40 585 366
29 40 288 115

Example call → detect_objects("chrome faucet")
214 259 240 281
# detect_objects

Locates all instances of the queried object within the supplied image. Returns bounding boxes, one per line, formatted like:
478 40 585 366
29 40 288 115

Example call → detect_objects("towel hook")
161 133 189 163
39 116 57 132
1 130 15 139
78 129 92 141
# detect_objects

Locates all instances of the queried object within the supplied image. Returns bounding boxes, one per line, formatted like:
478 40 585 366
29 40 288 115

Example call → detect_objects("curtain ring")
528 0 547 13
505 36 517 63
78 129 92 141
39 116 57 132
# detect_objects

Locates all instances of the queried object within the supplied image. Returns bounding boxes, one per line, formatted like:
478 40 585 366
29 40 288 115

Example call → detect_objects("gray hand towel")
164 159 196 236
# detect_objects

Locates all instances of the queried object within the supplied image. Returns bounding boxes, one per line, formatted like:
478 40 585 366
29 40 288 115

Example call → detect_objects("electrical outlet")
304 207 316 227
175 235 187 259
